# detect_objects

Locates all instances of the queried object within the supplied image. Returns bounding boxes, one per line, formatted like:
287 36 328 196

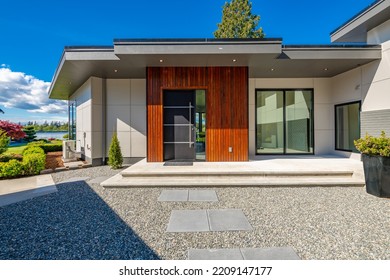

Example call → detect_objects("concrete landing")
188 247 300 260
101 157 365 188
0 174 57 207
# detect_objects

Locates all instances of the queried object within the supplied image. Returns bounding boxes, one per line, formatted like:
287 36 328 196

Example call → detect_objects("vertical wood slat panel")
147 67 248 162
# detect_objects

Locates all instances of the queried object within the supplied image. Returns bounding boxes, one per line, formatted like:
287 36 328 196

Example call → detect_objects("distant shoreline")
35 130 67 133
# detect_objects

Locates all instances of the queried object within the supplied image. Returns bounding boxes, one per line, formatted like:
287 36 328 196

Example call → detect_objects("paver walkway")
0 174 57 207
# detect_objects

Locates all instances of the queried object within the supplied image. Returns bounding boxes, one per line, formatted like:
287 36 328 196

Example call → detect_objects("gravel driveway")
1 165 389 260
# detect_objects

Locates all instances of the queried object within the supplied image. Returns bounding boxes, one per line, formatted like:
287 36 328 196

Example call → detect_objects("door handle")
189 102 192 148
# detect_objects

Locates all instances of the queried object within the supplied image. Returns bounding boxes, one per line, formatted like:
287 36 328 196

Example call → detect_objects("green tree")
108 133 123 169
214 0 264 39
23 126 37 142
0 129 10 154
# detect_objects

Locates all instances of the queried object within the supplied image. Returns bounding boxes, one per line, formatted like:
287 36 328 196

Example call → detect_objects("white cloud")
0 67 67 114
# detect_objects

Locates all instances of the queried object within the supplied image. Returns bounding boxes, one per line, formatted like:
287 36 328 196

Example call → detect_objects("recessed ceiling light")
218 47 223 50
159 59 163 63
324 68 328 71
114 69 118 73
271 68 275 71
232 59 237 62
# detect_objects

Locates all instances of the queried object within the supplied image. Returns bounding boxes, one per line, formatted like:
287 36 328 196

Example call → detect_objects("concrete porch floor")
101 155 366 188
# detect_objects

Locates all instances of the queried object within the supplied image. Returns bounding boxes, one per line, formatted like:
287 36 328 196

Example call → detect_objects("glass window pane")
195 90 206 160
336 102 360 152
285 90 313 154
256 91 284 154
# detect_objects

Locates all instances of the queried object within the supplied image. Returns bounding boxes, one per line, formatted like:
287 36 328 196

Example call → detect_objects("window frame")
255 88 315 155
334 100 361 152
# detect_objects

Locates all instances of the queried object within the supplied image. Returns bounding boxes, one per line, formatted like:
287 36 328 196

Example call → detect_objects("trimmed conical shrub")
108 132 123 169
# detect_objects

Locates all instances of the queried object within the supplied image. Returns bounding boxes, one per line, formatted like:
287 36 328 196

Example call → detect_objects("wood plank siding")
147 67 248 162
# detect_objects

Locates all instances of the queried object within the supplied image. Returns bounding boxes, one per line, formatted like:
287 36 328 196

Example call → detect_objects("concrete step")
101 173 365 188
121 170 354 177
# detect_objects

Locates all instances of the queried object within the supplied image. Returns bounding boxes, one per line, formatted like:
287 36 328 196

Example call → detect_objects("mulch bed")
45 152 64 170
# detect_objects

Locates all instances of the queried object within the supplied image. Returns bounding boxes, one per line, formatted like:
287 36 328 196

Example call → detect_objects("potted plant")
354 131 390 197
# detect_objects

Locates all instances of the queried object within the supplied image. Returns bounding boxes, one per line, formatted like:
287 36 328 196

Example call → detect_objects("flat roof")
48 39 381 100
331 0 390 42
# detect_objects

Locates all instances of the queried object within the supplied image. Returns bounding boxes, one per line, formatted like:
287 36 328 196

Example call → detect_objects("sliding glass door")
256 90 284 154
256 89 314 155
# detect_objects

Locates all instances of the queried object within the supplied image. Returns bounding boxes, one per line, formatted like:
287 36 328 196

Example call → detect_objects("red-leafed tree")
0 120 26 140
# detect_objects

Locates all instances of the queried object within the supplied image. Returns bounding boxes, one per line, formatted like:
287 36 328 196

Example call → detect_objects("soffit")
331 0 390 43
48 42 381 100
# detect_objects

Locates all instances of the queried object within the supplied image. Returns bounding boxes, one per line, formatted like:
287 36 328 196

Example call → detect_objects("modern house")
49 0 390 166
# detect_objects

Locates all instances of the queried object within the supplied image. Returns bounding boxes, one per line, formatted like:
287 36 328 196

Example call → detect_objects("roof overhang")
331 0 390 43
48 39 381 100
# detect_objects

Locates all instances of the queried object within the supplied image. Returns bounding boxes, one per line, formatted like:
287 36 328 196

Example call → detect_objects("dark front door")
163 90 195 161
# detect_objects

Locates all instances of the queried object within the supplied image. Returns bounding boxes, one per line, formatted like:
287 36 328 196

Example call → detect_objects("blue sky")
0 0 374 124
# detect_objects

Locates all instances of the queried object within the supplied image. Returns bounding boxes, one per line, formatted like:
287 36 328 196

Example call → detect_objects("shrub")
23 153 46 175
26 142 62 153
0 129 10 154
108 133 123 169
354 131 390 157
62 134 69 140
0 159 23 178
0 154 22 163
23 146 45 156
40 143 62 153
0 143 46 178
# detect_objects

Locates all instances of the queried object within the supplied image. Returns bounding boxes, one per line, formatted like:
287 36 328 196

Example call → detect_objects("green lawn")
4 144 27 155
4 140 63 156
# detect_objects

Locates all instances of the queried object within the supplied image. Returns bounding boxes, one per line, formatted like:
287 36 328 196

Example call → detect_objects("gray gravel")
1 165 389 260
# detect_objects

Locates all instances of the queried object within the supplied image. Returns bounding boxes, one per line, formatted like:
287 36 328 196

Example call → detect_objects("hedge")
23 153 46 175
26 142 62 153
0 146 46 178
0 159 23 178
23 146 45 156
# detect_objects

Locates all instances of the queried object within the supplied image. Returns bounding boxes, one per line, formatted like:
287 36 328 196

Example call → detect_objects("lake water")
36 131 67 140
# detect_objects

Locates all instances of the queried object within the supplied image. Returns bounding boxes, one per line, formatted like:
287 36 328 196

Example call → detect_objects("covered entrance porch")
101 156 365 187
147 66 249 162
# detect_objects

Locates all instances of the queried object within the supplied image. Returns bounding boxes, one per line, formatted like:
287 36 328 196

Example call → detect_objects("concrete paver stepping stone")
158 190 188 201
241 247 300 260
188 190 218 201
166 210 209 232
208 209 253 231
159 189 218 202
188 249 243 260
166 209 252 232
188 247 301 260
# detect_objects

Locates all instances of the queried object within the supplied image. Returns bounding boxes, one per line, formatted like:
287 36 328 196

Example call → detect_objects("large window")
335 101 360 152
256 89 314 154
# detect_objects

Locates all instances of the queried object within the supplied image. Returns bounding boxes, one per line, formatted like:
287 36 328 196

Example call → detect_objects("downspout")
102 78 107 165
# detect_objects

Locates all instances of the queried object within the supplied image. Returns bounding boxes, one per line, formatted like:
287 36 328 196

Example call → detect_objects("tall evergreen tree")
108 133 123 169
23 125 37 142
214 0 264 39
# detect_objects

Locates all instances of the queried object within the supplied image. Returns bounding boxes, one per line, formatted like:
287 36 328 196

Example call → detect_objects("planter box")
362 154 390 197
